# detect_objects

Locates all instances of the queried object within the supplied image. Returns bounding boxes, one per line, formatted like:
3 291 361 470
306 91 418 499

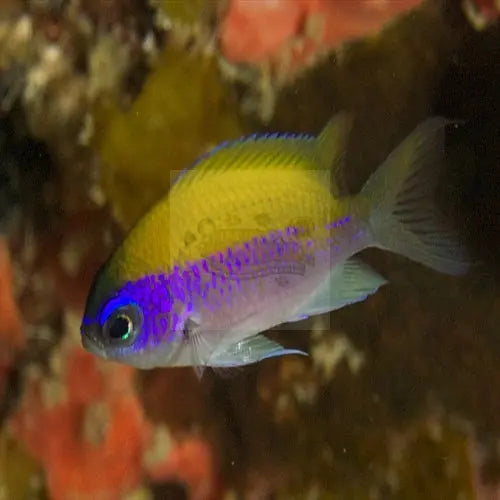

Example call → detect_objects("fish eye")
108 314 132 340
101 302 142 346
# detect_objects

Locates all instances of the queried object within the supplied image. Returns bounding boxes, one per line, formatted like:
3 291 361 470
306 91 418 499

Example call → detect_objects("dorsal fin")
169 112 353 196
170 132 316 195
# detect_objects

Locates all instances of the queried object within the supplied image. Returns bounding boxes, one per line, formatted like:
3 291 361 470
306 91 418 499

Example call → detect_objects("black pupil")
108 315 131 340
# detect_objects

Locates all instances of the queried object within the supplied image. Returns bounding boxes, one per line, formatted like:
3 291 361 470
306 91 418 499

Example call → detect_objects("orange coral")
10 342 149 500
0 238 25 355
220 0 303 64
9 334 221 499
47 395 148 500
146 437 219 500
0 237 25 398
220 0 425 73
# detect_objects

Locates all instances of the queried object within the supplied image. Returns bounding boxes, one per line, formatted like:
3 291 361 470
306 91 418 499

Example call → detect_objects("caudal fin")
361 118 469 275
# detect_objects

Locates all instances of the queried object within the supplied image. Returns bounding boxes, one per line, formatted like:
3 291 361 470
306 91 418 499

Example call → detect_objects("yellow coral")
95 43 245 228
157 0 206 25
0 429 41 500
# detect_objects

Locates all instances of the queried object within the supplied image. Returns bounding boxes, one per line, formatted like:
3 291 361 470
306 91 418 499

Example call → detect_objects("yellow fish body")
81 114 468 373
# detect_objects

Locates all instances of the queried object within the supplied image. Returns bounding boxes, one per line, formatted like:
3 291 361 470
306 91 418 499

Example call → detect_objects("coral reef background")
0 0 498 498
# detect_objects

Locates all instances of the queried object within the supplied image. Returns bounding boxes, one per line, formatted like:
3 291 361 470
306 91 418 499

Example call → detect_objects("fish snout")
80 321 107 358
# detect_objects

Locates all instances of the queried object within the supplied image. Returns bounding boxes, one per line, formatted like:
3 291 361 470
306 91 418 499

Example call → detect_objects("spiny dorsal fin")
169 112 353 196
170 132 316 195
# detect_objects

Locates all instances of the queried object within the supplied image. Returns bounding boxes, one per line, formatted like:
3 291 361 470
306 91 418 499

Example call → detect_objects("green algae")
95 43 245 228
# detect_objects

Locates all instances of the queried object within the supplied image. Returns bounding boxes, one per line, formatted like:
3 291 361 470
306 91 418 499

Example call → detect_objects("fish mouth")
81 323 108 359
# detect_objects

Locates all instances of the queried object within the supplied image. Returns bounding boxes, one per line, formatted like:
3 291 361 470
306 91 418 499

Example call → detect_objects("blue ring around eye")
99 296 139 327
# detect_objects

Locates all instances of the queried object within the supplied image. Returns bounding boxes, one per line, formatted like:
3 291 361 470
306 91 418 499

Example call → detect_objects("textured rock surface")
0 0 498 498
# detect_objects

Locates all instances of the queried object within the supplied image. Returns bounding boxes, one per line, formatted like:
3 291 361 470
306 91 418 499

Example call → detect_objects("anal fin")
209 334 307 368
288 257 387 320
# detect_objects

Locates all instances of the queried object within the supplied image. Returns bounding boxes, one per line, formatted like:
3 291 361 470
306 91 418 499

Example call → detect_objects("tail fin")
361 118 469 275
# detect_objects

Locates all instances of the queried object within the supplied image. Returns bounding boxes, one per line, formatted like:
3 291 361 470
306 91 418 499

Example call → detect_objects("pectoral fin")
184 316 220 379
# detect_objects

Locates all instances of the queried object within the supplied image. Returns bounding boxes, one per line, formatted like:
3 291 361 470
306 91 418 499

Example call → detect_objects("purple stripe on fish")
110 213 356 354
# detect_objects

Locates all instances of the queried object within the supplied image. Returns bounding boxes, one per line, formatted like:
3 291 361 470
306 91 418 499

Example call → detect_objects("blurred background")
0 0 499 498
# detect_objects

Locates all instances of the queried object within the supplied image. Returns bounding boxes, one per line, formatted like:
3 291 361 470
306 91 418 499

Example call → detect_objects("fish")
80 113 469 375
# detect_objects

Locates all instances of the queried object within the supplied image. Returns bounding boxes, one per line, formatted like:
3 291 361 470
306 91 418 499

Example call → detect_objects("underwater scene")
0 0 499 499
